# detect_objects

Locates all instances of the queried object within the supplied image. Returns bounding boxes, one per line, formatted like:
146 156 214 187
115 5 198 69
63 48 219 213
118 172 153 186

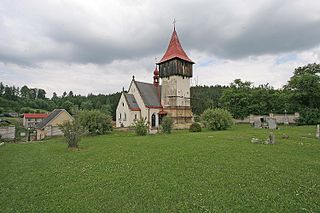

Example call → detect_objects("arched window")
124 113 127 121
151 113 156 128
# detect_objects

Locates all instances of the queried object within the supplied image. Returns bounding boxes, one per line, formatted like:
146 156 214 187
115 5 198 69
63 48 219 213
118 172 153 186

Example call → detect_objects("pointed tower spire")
158 28 194 64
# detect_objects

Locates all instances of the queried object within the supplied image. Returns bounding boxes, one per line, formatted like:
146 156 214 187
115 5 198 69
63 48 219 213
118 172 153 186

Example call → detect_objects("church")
116 27 194 131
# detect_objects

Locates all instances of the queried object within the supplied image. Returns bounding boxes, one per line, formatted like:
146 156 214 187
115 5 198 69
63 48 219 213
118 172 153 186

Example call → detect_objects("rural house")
116 27 194 130
36 109 73 140
23 113 49 128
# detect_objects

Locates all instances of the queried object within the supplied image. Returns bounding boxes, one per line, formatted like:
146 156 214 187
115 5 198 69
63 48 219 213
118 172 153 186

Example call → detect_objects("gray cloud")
1 0 320 96
1 0 320 66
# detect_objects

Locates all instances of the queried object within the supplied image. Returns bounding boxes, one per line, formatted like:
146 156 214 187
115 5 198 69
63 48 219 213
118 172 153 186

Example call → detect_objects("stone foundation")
163 107 193 129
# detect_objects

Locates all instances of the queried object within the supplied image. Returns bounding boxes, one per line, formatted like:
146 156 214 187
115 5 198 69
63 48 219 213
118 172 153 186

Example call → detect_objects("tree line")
1 63 319 124
191 63 320 124
0 83 121 120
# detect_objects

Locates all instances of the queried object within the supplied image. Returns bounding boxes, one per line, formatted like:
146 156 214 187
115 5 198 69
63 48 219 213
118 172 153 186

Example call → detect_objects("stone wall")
0 126 15 140
235 113 300 124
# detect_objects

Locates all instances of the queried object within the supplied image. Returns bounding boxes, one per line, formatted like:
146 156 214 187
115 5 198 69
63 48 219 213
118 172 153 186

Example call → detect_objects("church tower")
157 27 194 127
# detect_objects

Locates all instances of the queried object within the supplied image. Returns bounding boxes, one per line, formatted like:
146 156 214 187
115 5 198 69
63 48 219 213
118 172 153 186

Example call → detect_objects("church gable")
116 93 141 128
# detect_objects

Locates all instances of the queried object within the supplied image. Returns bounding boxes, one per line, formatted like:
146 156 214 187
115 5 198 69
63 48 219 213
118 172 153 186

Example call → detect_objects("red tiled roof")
158 29 194 64
24 113 48 119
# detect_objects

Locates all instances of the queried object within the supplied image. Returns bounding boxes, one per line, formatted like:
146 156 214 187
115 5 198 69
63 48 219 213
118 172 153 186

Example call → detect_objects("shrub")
189 122 202 132
77 110 113 135
133 118 148 136
201 108 233 131
20 107 34 113
59 120 84 149
61 101 74 113
161 116 174 134
297 108 320 125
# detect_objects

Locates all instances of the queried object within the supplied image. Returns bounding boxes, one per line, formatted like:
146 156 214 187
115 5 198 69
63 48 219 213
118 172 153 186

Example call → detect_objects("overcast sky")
1 0 320 97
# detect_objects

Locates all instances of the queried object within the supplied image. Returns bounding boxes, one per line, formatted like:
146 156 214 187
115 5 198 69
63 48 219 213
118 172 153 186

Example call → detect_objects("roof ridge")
36 109 64 129
135 81 154 85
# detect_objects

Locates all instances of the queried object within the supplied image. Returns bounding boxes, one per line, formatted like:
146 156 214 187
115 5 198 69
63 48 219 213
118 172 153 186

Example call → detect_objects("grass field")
0 125 319 212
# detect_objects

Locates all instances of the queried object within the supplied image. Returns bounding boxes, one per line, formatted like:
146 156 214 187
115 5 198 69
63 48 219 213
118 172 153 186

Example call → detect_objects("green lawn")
0 125 319 212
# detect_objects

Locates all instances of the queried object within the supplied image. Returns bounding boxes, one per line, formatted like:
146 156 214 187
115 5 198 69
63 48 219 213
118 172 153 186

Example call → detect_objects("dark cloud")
0 0 320 66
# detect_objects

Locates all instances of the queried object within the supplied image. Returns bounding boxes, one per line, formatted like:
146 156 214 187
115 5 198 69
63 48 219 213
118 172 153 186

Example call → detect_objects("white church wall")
148 108 160 128
128 81 148 121
161 76 190 107
117 80 161 129
116 93 133 128
161 77 177 107
176 76 191 107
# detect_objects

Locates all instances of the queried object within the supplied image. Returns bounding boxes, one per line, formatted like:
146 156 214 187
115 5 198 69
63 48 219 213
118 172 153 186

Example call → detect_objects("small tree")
161 116 173 134
297 108 320 125
81 101 93 110
189 122 202 132
61 100 74 113
20 107 33 113
133 118 148 136
78 110 113 135
201 108 233 131
59 120 84 149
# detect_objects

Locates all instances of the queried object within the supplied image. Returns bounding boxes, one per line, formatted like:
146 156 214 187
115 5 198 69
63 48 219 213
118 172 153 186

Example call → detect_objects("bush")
297 108 320 125
77 110 113 135
189 122 202 132
61 101 74 113
133 118 148 136
201 108 233 131
59 120 84 149
161 116 173 134
20 107 34 113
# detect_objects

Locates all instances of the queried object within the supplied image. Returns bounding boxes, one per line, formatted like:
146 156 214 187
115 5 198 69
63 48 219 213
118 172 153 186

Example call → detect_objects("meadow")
0 125 319 212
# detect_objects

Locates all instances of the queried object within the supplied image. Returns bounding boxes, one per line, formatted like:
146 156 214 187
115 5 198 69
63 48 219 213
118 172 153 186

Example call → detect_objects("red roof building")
23 113 49 128
23 113 49 119
158 29 194 64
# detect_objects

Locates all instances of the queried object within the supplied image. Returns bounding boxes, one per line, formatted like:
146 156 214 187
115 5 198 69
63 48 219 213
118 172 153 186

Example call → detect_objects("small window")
119 113 121 119
122 102 124 107
135 114 137 120
124 113 127 121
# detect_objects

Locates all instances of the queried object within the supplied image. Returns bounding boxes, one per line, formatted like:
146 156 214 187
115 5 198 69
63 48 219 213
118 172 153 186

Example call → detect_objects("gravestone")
268 132 275 144
254 119 262 128
267 118 277 130
316 124 320 139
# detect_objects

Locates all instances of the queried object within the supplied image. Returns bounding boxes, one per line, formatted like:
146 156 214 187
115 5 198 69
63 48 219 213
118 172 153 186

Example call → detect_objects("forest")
1 63 320 123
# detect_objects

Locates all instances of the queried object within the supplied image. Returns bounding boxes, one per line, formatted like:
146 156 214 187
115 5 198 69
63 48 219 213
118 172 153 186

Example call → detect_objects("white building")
116 27 194 130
